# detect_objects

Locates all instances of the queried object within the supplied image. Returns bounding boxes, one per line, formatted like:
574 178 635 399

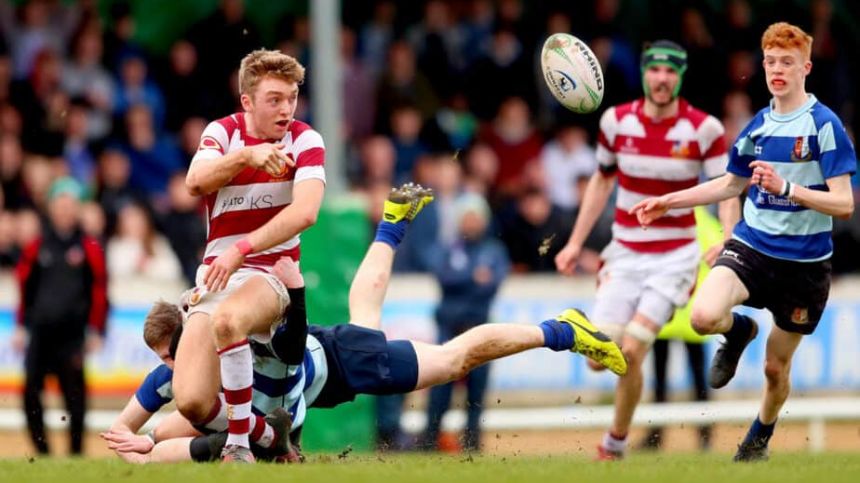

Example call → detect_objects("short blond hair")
761 22 813 61
143 301 182 349
238 49 305 96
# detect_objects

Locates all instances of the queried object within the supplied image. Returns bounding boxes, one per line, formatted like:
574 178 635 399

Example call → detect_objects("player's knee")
211 308 246 343
764 358 790 384
690 306 720 335
175 394 211 424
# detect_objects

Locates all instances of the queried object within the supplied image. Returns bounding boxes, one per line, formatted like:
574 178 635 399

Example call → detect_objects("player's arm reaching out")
186 143 294 196
631 172 748 226
555 170 616 275
203 178 324 291
748 161 854 219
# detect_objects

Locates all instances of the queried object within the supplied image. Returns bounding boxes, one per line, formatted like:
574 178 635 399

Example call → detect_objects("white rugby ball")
540 33 604 114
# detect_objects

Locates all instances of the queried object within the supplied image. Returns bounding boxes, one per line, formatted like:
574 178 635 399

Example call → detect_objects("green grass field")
1 452 859 483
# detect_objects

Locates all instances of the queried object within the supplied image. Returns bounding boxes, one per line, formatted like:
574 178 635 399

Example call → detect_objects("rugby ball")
540 33 604 114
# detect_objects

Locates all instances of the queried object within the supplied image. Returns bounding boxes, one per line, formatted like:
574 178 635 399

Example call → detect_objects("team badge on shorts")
791 307 809 325
186 288 204 306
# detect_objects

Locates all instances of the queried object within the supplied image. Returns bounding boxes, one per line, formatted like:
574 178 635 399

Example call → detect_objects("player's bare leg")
413 309 626 389
348 242 396 330
211 276 283 463
173 313 220 424
734 325 803 462
690 266 750 335
596 313 658 460
692 266 759 389
349 183 434 329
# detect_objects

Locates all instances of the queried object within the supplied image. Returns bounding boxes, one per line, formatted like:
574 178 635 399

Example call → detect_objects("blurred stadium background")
0 0 859 459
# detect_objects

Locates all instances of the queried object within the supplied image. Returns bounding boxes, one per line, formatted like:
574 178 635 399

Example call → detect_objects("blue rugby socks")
725 312 753 344
743 416 776 447
539 319 575 351
374 219 408 249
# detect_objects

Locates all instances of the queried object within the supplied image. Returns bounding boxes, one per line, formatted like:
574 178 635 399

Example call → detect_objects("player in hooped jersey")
554 40 741 460
176 49 326 462
632 23 855 461
101 184 627 463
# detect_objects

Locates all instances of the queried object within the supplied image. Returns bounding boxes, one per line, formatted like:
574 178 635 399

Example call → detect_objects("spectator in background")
357 135 396 189
407 0 463 99
158 40 208 133
478 97 543 200
390 104 428 185
79 200 106 243
114 54 166 130
395 153 463 272
539 124 598 221
11 49 66 153
0 208 16 268
0 103 23 136
722 90 754 144
374 41 439 133
0 51 13 104
101 1 145 72
466 28 536 121
13 177 108 456
421 192 510 452
119 104 182 203
341 26 376 142
61 25 114 140
421 91 478 153
106 201 182 282
176 116 208 166
186 0 261 89
20 155 59 211
0 0 78 79
358 0 396 80
14 208 41 251
160 172 205 287
62 97 97 189
500 186 570 272
95 147 138 236
462 142 499 199
0 133 27 210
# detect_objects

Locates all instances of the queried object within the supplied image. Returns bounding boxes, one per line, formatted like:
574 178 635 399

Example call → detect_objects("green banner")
299 196 374 452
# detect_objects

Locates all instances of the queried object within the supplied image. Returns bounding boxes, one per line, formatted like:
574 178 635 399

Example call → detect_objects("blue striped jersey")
134 334 327 433
727 94 856 261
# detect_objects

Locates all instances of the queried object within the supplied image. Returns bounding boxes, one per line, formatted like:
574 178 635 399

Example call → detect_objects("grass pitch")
1 452 858 483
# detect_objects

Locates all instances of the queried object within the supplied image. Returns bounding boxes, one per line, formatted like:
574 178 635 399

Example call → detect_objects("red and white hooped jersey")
596 98 727 253
191 113 326 269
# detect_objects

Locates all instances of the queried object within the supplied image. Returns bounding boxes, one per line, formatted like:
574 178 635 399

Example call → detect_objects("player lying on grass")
103 183 627 463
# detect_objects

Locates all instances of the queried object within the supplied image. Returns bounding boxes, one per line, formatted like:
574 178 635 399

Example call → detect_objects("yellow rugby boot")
382 182 434 223
557 309 628 376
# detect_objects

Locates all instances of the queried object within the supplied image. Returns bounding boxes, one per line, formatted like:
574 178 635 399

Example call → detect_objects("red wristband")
235 238 253 256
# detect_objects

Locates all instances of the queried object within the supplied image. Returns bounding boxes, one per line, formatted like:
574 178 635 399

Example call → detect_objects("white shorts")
591 241 699 336
184 264 290 343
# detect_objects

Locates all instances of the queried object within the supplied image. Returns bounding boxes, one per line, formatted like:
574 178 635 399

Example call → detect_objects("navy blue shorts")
713 239 831 335
308 324 419 408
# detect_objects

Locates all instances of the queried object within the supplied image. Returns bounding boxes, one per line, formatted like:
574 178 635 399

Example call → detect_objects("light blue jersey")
135 334 328 433
727 94 856 261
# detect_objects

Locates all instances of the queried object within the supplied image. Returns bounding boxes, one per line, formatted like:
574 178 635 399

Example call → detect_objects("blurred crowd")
1 0 859 285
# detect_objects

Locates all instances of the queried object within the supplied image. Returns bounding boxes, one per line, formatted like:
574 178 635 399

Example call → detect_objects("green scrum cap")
640 40 688 98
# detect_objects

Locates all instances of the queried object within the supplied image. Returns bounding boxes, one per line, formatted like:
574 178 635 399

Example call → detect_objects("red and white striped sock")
250 415 276 448
200 394 275 447
218 339 253 449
